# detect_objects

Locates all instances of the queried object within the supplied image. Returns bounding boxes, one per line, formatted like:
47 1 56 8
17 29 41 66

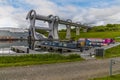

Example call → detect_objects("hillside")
59 24 120 41
36 24 120 41
91 24 120 32
59 32 120 41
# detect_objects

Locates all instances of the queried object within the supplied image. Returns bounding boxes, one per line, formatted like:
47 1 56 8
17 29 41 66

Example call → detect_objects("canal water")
0 41 28 48
0 41 46 54
0 41 29 54
0 29 48 54
0 29 30 54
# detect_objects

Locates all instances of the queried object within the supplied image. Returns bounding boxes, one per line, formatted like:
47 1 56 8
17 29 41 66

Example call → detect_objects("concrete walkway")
80 42 120 60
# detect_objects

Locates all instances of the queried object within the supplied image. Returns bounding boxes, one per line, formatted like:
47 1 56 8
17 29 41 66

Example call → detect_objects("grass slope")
0 54 84 67
59 31 120 41
104 45 120 58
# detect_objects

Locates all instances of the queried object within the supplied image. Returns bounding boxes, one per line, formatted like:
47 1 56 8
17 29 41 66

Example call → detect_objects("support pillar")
48 15 59 40
66 19 72 39
26 10 38 40
76 27 80 35
53 16 59 39
76 22 81 35
83 28 88 32
66 25 71 39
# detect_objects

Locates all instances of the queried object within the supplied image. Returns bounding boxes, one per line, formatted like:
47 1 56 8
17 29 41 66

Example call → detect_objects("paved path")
0 58 120 80
102 42 120 50
80 42 120 60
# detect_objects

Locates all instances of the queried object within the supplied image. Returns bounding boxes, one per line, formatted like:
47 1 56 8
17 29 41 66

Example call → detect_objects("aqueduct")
26 9 87 40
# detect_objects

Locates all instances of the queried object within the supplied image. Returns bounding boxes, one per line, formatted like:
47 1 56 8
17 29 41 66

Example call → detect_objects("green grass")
0 54 84 67
59 31 120 41
104 45 120 58
91 74 120 80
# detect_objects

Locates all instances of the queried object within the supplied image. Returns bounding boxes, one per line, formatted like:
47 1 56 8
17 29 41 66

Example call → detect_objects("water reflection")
0 40 44 54
0 40 28 48
0 40 29 54
28 40 42 50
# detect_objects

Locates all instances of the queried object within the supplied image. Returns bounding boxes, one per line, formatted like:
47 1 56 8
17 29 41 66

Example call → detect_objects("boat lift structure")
26 9 87 40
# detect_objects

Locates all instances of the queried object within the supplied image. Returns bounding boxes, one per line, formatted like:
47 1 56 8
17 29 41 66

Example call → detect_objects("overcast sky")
1 0 120 28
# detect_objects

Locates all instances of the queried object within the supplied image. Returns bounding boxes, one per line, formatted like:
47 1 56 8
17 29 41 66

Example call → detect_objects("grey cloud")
1 0 120 29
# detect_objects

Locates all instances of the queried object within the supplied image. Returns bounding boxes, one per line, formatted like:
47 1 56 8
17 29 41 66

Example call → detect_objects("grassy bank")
91 74 120 80
104 45 120 58
0 54 84 67
59 31 120 41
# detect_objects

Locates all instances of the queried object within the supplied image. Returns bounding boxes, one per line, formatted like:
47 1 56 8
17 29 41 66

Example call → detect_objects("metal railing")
109 59 120 76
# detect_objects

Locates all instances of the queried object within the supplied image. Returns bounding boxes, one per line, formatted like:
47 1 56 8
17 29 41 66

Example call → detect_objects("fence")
109 59 120 76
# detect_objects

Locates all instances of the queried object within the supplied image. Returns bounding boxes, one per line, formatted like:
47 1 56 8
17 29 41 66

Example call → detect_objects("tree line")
36 24 120 35
90 24 120 32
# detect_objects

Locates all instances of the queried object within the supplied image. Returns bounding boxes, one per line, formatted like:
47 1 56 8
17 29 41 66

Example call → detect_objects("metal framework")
26 9 84 40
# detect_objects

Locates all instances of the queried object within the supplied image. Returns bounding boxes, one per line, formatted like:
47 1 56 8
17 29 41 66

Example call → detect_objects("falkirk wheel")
26 9 86 40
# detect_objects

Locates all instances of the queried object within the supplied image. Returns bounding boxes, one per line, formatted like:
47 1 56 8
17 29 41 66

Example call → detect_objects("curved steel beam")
26 9 36 20
26 9 38 40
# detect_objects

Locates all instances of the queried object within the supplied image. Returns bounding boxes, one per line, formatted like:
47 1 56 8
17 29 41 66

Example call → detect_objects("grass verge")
90 74 120 80
0 54 84 67
59 31 120 41
104 45 120 58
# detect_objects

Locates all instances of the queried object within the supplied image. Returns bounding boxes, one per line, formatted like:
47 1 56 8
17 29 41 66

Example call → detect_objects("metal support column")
109 59 115 76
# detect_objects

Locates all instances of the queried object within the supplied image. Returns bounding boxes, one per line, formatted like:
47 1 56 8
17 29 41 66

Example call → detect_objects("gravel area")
0 59 120 80
0 58 119 80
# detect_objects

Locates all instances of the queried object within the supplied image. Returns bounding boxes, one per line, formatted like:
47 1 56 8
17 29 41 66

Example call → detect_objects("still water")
0 41 28 48
0 41 29 54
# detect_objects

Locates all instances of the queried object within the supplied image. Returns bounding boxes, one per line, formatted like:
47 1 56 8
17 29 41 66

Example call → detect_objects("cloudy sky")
0 0 120 28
